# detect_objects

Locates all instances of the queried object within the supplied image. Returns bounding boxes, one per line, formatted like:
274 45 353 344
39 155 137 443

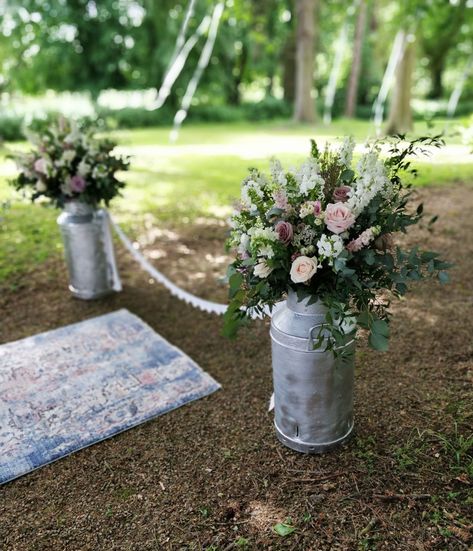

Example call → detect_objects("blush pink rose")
325 202 356 234
34 158 48 175
290 256 318 284
333 185 351 203
275 221 293 245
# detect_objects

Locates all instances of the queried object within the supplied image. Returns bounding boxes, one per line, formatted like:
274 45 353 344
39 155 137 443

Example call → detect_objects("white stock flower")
346 150 391 216
248 226 278 242
254 260 273 278
338 136 356 168
317 234 344 264
295 158 325 196
237 233 250 255
241 179 264 210
270 158 287 186
258 244 275 259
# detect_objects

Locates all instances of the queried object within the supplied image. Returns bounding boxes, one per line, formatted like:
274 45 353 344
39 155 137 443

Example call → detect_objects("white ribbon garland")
110 216 278 320
111 217 228 315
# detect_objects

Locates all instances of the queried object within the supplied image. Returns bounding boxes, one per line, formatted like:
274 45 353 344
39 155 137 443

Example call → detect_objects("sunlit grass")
1 119 472 285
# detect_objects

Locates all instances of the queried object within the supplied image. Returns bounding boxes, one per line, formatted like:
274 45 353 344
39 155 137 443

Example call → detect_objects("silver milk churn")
270 289 355 453
57 200 122 300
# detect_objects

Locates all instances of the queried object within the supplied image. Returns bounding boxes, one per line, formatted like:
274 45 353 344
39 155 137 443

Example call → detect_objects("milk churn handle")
307 324 325 351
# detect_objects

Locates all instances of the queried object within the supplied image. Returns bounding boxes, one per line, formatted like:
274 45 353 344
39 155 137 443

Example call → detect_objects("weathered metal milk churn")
57 200 122 300
270 289 355 453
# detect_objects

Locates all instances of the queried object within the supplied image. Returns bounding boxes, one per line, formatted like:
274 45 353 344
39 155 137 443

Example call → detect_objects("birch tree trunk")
345 0 367 117
386 35 415 135
294 0 317 123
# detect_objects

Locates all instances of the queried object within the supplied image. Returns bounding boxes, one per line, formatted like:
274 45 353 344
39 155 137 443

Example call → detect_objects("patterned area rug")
0 309 220 484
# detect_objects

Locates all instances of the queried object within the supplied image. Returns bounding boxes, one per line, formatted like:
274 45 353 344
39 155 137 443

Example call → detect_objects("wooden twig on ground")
373 493 431 502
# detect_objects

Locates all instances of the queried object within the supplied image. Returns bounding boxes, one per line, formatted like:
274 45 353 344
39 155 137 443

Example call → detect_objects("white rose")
36 180 47 192
290 255 318 284
254 260 273 278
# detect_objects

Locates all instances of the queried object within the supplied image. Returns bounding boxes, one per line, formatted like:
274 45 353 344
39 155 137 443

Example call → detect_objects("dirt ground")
0 185 472 551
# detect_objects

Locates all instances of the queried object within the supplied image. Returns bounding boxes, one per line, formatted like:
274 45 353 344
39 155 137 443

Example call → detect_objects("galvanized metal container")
57 201 122 300
270 289 355 453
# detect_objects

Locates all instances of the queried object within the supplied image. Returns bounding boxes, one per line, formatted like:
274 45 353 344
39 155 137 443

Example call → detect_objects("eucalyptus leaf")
273 522 296 537
369 331 389 352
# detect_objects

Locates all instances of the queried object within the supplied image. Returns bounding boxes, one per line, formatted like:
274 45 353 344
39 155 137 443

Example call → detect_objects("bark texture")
345 0 368 117
294 0 317 122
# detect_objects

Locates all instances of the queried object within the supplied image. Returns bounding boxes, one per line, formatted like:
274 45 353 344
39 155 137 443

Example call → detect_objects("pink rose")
275 221 293 245
70 175 87 193
34 158 48 175
290 256 318 284
313 200 322 215
333 185 351 203
325 203 356 234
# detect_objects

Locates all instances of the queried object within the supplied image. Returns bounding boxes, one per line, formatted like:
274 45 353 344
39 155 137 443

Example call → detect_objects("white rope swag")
110 217 275 320
111 217 228 315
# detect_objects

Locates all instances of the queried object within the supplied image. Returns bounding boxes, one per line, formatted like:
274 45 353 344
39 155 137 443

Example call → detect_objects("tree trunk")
429 60 444 99
282 31 296 103
386 35 415 135
345 0 367 117
294 0 317 123
227 40 248 106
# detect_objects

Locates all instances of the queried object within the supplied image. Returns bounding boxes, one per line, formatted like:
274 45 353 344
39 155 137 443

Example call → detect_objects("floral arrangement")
10 118 129 208
224 136 451 352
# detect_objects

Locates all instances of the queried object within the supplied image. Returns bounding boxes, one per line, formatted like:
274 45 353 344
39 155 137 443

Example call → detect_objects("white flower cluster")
317 234 344 265
241 178 264 210
270 158 288 187
237 233 250 255
294 158 325 196
248 226 278 241
338 136 356 168
346 150 390 216
300 202 314 218
293 224 316 248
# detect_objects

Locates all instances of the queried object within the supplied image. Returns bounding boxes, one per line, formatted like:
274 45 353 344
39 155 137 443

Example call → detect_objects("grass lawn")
1 118 472 287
